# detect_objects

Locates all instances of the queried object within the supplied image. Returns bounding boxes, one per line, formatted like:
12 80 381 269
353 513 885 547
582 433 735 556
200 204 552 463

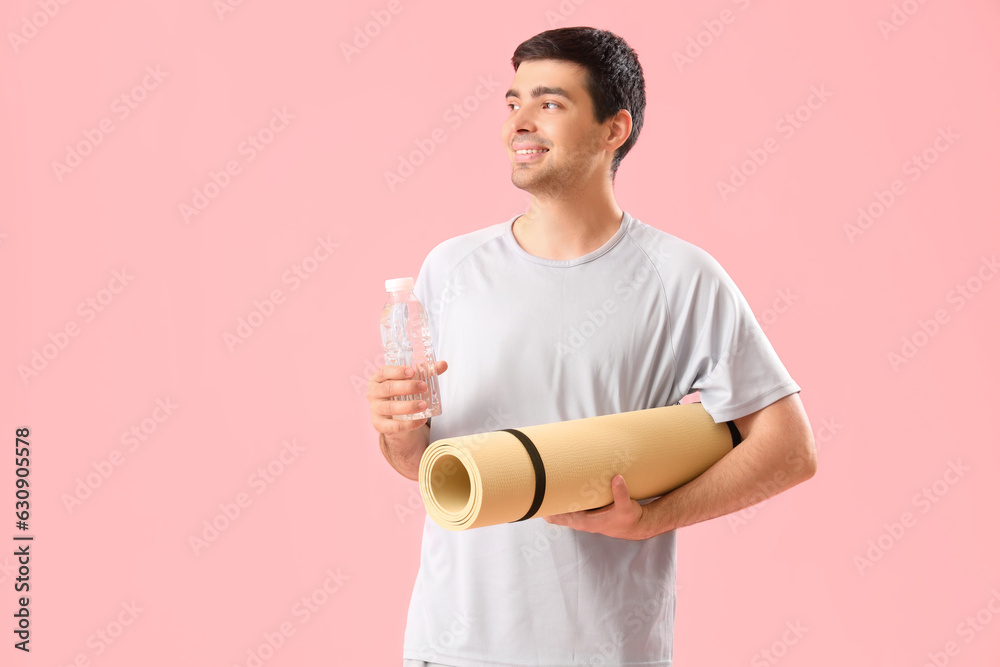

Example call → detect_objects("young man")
367 26 817 667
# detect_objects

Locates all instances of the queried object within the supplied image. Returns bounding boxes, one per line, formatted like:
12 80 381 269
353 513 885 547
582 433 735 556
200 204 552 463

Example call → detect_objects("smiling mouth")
513 149 549 162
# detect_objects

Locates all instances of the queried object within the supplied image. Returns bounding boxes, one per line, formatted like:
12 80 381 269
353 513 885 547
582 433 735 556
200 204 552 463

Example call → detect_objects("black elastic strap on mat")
500 428 547 522
692 400 742 448
726 421 743 447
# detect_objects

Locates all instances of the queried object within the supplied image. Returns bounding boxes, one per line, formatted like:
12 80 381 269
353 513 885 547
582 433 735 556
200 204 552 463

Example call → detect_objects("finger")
612 475 630 505
379 379 428 399
366 366 413 400
435 360 449 374
371 364 415 384
374 397 429 418
584 503 614 516
375 409 429 431
378 416 428 435
368 376 427 400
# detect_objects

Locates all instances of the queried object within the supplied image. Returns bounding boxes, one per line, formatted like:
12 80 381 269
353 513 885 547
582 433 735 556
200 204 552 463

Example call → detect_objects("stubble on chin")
511 165 575 201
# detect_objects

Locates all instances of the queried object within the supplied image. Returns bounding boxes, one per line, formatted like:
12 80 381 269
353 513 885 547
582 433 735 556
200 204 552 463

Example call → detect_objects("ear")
605 109 633 152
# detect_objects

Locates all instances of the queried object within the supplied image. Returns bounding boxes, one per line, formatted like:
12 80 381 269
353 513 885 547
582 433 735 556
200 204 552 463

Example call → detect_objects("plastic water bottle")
380 277 442 421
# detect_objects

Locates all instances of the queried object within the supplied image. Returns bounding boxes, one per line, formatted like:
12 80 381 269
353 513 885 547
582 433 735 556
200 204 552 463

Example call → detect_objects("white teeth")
515 149 548 154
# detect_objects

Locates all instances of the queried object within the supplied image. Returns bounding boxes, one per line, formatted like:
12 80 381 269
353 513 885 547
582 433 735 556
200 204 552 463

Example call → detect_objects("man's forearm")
638 423 816 539
380 423 431 481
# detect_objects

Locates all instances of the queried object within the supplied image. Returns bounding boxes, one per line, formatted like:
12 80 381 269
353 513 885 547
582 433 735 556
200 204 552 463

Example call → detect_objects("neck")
513 182 624 261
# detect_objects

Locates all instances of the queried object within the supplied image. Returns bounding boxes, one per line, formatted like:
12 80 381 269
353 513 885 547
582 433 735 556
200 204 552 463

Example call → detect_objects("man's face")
501 59 610 197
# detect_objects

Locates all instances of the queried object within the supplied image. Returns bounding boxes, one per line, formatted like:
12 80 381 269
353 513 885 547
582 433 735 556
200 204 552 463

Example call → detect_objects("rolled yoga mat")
419 403 742 531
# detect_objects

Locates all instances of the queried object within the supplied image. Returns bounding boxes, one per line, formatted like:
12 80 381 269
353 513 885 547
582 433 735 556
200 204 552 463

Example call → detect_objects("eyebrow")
504 85 574 102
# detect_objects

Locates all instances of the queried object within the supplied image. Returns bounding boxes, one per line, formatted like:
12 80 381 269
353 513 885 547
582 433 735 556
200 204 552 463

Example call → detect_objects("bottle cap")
385 277 415 292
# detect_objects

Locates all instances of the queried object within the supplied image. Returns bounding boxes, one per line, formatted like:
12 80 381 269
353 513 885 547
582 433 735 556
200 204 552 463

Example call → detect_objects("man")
367 26 817 667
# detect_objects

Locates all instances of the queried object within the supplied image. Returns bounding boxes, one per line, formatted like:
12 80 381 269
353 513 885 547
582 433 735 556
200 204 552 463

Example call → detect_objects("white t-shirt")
404 211 800 666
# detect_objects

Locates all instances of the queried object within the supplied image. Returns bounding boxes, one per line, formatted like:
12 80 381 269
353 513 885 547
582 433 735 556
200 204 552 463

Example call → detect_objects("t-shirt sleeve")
676 251 800 423
413 256 430 308
412 246 441 348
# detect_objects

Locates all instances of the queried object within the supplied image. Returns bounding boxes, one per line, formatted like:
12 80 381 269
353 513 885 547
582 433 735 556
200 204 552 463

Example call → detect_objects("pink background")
3 0 999 664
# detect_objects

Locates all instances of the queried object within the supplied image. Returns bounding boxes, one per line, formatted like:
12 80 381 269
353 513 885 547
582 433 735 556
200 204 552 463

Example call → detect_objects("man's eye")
506 102 559 111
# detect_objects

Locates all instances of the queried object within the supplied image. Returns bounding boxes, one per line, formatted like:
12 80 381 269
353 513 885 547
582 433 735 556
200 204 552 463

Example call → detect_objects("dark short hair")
511 26 646 181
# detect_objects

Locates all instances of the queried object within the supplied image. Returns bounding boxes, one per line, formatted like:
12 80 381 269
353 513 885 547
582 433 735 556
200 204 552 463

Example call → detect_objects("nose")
508 102 536 133
503 106 537 149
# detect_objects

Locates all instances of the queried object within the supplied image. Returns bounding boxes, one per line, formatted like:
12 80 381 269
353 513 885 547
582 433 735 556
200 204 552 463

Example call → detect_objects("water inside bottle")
381 299 442 420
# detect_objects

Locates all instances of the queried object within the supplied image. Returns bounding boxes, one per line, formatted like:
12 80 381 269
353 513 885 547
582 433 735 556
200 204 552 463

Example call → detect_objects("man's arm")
636 392 816 537
379 423 430 481
367 362 447 481
544 392 817 540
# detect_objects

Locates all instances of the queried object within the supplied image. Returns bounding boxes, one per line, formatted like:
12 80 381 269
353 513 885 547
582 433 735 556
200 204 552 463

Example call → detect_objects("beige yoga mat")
419 403 740 531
